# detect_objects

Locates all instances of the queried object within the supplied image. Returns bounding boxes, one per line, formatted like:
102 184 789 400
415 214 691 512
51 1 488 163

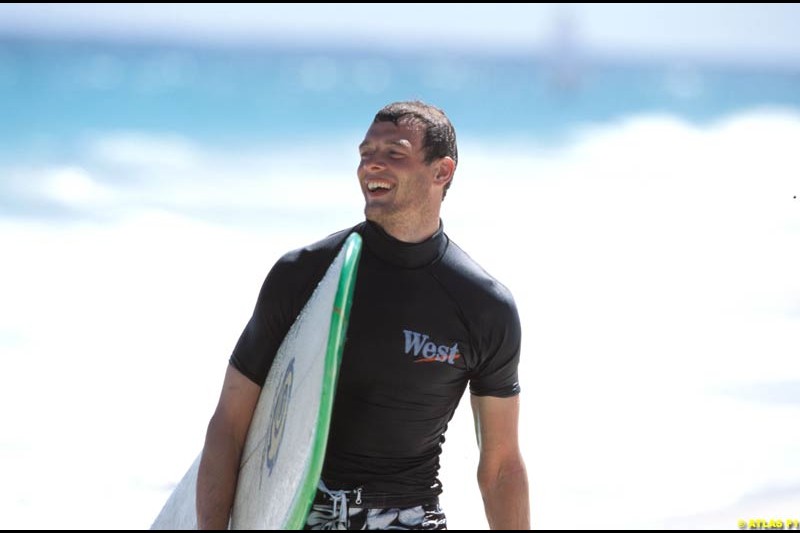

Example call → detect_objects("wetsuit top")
230 220 522 506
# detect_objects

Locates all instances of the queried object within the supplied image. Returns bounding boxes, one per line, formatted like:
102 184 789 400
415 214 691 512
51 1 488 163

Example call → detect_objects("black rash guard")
230 220 522 506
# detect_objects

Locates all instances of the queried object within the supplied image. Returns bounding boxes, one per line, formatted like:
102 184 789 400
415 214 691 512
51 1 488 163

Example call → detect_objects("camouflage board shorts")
303 481 447 530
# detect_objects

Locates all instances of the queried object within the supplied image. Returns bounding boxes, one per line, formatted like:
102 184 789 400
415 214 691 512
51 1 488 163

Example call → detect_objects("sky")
1 3 800 66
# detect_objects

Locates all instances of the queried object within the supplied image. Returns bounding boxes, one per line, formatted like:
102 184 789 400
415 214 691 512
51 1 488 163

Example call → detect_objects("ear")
434 156 456 186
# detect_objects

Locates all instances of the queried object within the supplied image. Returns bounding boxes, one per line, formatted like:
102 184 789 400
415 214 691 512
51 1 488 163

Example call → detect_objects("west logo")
403 329 460 365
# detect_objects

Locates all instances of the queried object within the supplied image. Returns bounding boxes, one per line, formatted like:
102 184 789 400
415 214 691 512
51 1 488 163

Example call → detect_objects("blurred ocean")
1 37 799 529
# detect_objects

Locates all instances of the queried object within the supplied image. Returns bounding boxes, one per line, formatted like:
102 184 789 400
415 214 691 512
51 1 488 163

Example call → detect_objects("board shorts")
303 480 447 530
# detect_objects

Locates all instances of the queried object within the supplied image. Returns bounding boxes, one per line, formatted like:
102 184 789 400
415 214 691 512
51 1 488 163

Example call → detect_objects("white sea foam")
1 108 799 529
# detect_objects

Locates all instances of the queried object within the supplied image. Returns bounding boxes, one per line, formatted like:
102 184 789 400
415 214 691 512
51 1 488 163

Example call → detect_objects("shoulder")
436 236 518 314
275 225 359 269
263 224 361 291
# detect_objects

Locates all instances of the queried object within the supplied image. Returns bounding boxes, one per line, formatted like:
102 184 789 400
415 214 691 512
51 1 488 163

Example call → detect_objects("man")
197 101 529 530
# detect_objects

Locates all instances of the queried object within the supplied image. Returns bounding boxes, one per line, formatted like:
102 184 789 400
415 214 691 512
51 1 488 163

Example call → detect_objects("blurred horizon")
1 3 800 68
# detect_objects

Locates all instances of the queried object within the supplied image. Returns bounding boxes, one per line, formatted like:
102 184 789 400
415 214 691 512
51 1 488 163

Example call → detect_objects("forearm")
196 420 243 529
479 458 530 530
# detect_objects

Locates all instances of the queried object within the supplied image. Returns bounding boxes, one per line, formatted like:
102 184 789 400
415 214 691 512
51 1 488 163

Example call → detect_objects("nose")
361 153 387 172
368 160 387 173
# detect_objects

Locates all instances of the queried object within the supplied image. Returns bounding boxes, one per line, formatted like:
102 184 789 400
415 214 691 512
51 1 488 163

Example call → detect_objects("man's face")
357 120 439 226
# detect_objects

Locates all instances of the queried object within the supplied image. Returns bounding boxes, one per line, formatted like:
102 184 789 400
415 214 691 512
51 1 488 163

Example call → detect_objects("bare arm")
471 394 530 530
196 363 261 530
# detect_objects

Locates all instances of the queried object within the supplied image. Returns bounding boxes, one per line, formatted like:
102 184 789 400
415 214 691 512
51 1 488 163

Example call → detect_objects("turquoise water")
1 37 799 157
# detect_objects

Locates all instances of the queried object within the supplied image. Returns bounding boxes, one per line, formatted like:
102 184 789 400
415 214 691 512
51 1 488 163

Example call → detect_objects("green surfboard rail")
285 232 362 529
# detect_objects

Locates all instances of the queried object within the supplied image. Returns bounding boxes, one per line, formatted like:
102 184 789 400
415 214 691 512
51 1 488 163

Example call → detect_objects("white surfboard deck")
152 232 362 530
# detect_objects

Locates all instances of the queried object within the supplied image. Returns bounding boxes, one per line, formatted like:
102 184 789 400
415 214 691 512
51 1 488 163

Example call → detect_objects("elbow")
477 453 528 493
477 454 530 529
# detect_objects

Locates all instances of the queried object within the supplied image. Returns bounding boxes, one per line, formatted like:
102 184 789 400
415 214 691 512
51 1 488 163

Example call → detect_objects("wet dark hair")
373 100 458 198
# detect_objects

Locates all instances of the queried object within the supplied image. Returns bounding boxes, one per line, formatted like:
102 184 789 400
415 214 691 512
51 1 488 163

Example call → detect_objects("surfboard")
151 232 362 530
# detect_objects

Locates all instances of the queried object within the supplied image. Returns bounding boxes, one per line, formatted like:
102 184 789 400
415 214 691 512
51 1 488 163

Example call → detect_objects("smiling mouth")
366 180 393 192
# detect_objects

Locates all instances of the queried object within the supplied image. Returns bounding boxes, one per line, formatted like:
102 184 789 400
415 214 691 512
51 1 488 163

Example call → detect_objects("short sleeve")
468 292 522 398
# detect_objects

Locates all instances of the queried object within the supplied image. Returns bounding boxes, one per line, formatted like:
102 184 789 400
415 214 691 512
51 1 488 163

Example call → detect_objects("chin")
364 206 393 225
364 202 383 216
364 206 381 221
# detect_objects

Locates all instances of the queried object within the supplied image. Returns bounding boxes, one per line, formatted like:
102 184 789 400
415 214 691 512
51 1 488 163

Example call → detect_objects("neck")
366 215 441 243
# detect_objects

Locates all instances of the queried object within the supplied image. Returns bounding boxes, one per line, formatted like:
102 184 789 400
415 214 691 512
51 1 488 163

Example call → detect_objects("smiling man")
197 100 530 530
